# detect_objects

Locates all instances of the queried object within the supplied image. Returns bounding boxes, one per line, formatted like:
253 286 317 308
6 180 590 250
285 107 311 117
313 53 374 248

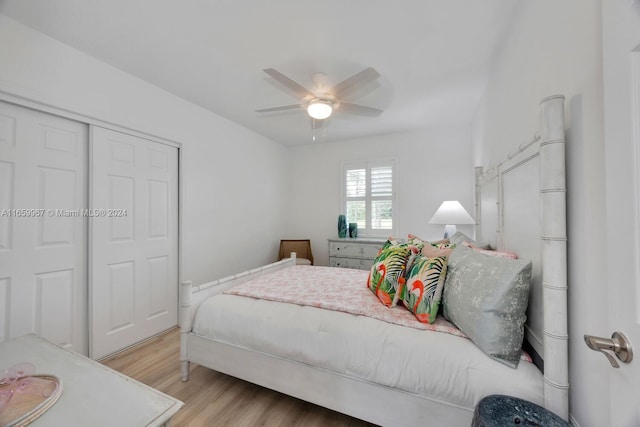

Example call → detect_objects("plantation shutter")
343 160 396 236
371 166 393 197
345 167 366 230
370 165 393 230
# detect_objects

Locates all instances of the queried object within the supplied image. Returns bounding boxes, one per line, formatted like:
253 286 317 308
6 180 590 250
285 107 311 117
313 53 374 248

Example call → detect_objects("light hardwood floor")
102 328 376 427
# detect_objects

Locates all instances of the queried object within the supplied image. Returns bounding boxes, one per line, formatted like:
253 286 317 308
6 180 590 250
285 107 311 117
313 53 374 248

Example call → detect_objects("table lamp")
428 200 475 239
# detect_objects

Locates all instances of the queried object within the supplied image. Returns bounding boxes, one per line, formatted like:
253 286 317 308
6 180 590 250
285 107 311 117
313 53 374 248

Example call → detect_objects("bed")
179 95 569 426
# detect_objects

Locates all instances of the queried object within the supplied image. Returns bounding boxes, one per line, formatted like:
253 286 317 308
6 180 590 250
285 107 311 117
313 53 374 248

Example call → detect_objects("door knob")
584 332 633 368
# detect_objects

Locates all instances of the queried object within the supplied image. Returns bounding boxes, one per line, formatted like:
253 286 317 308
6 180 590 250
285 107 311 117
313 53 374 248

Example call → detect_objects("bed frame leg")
181 360 190 382
179 280 193 382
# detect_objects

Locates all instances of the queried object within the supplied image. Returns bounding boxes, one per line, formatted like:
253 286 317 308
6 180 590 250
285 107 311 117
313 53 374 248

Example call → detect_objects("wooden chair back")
278 239 313 265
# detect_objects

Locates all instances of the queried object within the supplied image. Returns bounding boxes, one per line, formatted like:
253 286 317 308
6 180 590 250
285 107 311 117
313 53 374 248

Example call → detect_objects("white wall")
288 127 474 266
0 15 289 285
2 11 607 422
471 1 605 426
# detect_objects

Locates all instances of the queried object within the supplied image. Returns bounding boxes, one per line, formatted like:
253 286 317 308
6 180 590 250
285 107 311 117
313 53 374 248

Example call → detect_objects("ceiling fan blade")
255 104 303 113
332 67 381 99
263 68 315 99
338 102 383 117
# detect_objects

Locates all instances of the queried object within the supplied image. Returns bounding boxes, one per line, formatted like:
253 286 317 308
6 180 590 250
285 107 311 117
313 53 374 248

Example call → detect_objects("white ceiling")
0 0 522 146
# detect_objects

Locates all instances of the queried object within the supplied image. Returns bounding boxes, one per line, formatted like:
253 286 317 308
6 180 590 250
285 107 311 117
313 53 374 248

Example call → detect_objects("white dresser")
328 238 387 270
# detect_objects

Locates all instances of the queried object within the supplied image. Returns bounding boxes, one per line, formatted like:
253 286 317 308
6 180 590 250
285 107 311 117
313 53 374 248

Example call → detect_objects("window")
342 159 396 237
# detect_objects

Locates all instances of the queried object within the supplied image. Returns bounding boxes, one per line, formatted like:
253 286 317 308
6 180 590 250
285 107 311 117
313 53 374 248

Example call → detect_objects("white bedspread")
192 267 543 411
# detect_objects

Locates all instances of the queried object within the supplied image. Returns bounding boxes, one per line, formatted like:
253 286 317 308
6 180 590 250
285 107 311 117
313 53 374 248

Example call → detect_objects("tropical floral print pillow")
380 237 403 251
367 244 410 307
406 234 429 252
407 234 455 250
421 243 453 259
400 254 448 323
431 240 456 250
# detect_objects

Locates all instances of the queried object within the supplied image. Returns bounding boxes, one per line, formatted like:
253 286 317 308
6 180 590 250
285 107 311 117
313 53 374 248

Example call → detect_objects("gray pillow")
449 231 479 247
442 244 531 368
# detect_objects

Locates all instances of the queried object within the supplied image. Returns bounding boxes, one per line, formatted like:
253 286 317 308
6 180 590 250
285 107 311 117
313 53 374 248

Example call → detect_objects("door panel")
0 161 14 250
35 269 75 345
90 126 178 359
148 255 170 318
602 3 640 426
0 100 88 353
108 175 135 241
38 166 77 245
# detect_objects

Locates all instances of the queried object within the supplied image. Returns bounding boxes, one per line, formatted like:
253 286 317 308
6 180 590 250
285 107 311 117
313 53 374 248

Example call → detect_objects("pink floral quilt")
225 265 466 337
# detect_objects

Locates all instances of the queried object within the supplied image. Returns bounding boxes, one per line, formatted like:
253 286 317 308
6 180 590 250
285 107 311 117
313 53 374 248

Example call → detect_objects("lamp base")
443 224 457 240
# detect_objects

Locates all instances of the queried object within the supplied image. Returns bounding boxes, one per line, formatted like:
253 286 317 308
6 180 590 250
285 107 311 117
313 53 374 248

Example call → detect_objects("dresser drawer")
329 257 375 271
328 241 382 259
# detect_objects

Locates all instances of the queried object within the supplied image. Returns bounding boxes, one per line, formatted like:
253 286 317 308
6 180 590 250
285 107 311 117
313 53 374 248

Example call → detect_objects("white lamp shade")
307 101 332 120
428 200 475 225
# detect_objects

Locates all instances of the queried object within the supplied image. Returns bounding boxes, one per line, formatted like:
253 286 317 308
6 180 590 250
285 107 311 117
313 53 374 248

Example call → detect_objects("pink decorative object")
0 362 62 426
0 363 36 411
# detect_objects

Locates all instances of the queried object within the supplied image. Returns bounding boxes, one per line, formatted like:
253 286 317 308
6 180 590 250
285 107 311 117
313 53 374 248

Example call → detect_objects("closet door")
90 126 178 359
0 101 88 354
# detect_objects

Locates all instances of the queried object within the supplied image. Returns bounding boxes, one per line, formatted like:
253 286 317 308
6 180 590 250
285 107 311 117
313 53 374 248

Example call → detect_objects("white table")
0 334 183 426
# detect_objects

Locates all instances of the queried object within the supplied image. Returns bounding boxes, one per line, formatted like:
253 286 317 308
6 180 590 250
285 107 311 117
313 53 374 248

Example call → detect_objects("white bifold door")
0 101 88 354
90 126 178 359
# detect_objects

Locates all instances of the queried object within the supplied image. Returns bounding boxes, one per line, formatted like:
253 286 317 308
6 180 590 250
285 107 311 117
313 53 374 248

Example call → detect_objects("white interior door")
90 126 178 359
602 2 640 426
0 100 88 354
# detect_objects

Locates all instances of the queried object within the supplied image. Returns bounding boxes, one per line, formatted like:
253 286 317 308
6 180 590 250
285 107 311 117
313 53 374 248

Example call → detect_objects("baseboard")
570 412 581 427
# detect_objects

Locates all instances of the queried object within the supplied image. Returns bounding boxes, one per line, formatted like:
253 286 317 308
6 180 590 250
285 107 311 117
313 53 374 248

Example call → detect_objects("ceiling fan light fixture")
307 100 333 120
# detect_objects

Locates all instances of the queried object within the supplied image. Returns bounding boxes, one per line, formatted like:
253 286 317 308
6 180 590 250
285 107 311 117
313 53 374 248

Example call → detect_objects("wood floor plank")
101 328 376 427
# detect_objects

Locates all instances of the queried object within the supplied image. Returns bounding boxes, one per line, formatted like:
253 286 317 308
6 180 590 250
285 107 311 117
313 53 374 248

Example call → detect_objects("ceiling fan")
256 67 384 140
